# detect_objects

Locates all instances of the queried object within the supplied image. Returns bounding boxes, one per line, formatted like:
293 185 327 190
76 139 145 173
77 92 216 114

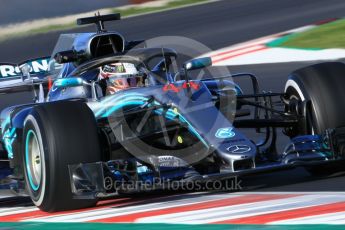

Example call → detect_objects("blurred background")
0 0 130 26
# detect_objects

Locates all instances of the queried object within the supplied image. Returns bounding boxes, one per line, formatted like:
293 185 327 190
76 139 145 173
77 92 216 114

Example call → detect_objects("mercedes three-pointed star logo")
227 145 251 154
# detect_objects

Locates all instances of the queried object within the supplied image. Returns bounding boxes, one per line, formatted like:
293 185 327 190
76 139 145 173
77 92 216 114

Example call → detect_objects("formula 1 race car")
1 14 345 212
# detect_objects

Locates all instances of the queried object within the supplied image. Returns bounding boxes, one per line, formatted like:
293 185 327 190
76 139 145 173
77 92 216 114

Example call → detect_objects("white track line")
24 194 243 222
269 211 345 225
137 194 345 224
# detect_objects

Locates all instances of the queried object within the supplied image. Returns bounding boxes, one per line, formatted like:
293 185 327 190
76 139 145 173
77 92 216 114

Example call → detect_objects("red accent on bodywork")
182 81 200 90
163 82 200 92
47 77 52 91
163 84 180 93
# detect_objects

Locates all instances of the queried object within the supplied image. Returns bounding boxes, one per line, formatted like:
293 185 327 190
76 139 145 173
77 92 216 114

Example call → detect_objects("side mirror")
183 57 212 71
53 77 84 88
54 50 78 64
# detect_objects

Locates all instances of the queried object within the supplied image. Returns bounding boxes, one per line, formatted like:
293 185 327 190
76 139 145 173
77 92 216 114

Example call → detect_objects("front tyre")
24 117 46 206
285 62 345 176
23 101 101 212
285 62 345 135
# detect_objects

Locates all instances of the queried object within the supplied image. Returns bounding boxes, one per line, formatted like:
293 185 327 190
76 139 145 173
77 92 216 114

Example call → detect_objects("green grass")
113 0 209 16
0 0 210 42
275 19 345 49
0 23 76 42
29 23 76 34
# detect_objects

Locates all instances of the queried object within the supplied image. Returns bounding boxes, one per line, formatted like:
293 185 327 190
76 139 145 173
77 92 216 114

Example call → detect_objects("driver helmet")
99 62 145 94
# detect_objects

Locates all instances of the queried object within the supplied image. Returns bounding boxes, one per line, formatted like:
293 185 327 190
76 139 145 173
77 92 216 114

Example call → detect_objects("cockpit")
47 48 179 101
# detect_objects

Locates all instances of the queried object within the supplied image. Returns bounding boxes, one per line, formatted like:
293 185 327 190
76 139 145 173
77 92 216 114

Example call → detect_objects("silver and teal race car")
1 14 345 212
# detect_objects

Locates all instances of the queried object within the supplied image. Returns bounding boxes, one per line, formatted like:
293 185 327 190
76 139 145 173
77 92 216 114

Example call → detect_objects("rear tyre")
285 62 345 176
23 101 101 212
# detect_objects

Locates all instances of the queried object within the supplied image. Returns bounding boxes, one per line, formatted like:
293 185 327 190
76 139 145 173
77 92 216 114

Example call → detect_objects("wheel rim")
286 84 316 135
25 130 42 191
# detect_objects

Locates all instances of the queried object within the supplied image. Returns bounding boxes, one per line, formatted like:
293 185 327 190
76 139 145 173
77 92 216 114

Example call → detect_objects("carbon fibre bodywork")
0 14 344 199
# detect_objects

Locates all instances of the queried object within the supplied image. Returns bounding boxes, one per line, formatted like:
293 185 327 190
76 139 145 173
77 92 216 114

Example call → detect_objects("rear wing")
0 56 63 80
0 57 62 87
0 62 21 87
0 57 63 111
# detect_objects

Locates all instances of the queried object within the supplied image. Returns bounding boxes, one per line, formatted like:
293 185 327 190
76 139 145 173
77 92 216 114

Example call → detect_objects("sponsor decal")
157 156 186 167
0 58 56 79
177 135 183 144
215 127 235 139
227 145 251 154
0 64 20 79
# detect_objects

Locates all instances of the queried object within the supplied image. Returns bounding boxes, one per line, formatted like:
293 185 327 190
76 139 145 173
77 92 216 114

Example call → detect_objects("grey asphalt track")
2 0 345 62
1 0 345 192
0 0 128 26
